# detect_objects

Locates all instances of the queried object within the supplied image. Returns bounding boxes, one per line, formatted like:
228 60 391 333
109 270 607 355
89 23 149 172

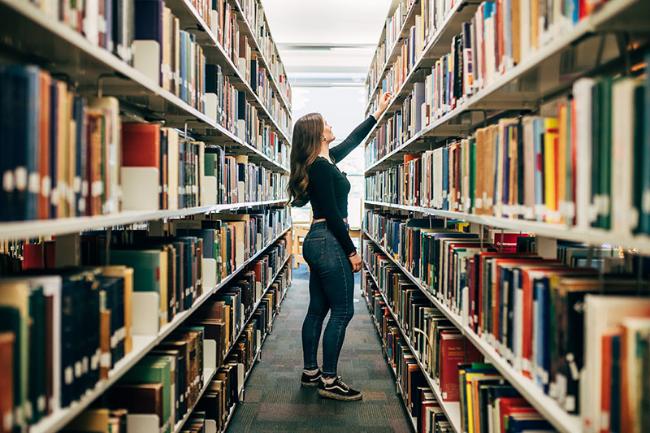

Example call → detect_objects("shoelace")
333 376 350 391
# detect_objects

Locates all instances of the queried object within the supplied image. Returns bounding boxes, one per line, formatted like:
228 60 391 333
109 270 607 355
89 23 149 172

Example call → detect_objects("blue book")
134 0 163 84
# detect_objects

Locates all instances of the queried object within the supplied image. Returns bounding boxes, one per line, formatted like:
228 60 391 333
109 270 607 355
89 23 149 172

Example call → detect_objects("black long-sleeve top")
307 115 377 255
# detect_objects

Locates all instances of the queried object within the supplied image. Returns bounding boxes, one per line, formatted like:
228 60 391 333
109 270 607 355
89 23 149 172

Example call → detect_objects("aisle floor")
227 264 412 433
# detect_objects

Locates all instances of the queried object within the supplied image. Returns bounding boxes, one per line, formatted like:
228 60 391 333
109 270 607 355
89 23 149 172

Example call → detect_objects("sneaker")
318 376 363 401
301 369 322 387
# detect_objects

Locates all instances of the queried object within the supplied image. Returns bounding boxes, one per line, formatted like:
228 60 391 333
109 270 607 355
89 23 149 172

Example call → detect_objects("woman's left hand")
373 92 392 120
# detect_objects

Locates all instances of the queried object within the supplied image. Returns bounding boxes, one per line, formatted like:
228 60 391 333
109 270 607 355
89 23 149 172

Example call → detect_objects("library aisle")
227 265 412 433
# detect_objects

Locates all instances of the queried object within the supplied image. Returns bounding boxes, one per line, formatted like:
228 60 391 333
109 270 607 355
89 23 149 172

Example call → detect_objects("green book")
599 77 613 229
110 250 161 294
122 355 173 433
28 285 46 423
0 280 30 427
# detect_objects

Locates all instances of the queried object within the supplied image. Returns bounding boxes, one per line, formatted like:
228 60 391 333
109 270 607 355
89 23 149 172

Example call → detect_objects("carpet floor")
226 264 413 433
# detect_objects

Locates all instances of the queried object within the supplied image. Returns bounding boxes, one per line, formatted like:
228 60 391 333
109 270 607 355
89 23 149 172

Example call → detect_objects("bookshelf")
363 0 650 432
0 0 293 431
365 200 650 254
363 260 462 433
29 226 290 433
169 252 291 433
0 0 291 168
0 200 288 241
362 232 581 433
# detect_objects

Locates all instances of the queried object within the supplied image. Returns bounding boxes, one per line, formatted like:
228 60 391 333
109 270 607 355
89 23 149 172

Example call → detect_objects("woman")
288 92 391 401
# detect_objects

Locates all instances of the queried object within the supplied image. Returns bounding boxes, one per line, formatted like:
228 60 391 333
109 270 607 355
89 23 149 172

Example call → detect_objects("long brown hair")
288 112 324 206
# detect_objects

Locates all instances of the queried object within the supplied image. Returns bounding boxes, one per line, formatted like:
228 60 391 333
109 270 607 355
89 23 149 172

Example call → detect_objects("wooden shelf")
362 231 582 433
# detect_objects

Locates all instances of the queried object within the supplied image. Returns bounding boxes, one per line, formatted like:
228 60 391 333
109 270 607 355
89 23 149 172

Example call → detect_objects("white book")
611 78 641 235
573 78 596 230
581 296 650 433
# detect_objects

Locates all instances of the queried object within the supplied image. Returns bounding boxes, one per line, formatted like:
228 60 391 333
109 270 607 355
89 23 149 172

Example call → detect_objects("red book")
0 332 14 433
600 332 616 433
438 331 464 401
22 243 45 270
121 123 160 167
497 397 534 433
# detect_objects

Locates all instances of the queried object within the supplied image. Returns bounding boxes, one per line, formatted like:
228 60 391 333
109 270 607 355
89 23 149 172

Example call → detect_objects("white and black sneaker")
301 369 322 387
318 376 363 401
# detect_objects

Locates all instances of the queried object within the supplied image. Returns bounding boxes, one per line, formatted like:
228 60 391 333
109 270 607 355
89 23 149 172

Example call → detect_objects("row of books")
365 69 650 236
21 0 293 133
239 0 292 106
0 66 289 221
60 264 289 433
0 214 290 432
204 1 291 134
367 0 470 109
207 64 290 161
366 0 413 100
363 210 650 432
364 286 450 433
365 0 641 159
193 246 290 369
364 279 556 433
175 265 291 433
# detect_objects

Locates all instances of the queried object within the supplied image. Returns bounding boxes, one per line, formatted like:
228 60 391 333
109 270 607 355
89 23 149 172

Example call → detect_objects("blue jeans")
301 221 354 377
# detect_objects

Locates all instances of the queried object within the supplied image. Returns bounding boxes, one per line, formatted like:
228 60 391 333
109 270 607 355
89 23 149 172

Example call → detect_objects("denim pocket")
303 236 325 265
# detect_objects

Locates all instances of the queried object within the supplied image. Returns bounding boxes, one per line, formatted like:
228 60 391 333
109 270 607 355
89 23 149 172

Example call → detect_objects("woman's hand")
373 92 392 120
348 251 362 272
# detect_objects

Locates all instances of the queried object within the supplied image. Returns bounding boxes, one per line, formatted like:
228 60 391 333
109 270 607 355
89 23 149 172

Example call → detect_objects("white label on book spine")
3 170 14 192
92 180 104 197
13 408 22 428
28 172 39 193
100 353 112 368
65 367 73 384
74 361 82 378
3 412 12 432
42 176 51 196
24 402 32 421
92 352 99 370
74 176 81 192
15 167 27 191
643 190 650 213
82 356 89 374
37 396 46 412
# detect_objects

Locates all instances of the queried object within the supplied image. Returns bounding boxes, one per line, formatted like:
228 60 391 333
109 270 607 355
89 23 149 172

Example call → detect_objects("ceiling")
261 0 393 86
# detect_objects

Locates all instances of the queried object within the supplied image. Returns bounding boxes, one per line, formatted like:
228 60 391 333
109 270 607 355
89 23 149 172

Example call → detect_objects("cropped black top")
306 115 377 255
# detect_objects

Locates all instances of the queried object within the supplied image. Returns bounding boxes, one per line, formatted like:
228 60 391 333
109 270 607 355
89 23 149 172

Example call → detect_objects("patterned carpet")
226 264 413 433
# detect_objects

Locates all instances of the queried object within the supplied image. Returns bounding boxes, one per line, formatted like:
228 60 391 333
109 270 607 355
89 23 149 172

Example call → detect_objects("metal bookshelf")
171 253 292 433
364 200 650 254
363 260 462 433
29 226 291 433
0 0 290 173
165 0 292 144
230 0 293 114
0 199 289 241
363 0 649 173
363 0 480 118
362 231 582 433
364 0 422 112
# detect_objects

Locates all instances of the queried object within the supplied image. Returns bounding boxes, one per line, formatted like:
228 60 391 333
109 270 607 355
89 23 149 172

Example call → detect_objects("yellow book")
101 266 134 354
466 373 475 433
543 117 559 221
